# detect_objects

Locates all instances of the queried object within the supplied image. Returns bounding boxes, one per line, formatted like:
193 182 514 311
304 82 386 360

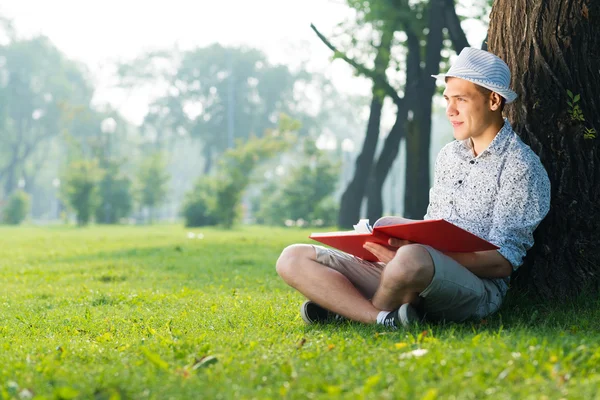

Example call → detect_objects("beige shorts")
312 244 503 322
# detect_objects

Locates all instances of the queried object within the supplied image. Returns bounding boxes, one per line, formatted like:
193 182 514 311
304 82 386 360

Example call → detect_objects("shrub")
181 177 219 227
2 190 30 225
255 138 340 226
96 160 133 224
62 159 103 226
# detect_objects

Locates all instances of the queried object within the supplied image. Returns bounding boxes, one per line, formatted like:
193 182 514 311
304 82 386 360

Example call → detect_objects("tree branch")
443 0 470 53
310 23 403 105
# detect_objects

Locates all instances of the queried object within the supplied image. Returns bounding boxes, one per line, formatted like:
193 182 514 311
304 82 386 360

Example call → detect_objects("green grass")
1 225 600 400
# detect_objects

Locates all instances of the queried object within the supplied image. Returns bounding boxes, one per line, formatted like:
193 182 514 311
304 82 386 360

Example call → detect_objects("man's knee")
382 244 434 291
275 244 315 280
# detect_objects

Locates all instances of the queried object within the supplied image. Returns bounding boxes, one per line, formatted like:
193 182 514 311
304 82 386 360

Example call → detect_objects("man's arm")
443 250 512 279
386 238 512 278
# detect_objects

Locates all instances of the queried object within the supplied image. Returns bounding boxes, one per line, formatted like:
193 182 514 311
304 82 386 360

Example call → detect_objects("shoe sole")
300 301 316 324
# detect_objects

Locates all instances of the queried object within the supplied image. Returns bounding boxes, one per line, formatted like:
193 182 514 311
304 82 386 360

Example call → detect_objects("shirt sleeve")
487 158 551 270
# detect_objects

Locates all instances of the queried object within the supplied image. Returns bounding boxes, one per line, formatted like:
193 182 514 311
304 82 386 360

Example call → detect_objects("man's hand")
363 238 411 264
388 238 412 248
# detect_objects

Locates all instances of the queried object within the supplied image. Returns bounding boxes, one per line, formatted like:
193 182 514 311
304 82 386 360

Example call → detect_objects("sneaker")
300 300 345 324
381 303 420 329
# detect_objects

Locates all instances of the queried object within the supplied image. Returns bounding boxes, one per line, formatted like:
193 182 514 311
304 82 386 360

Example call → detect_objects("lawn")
1 225 599 400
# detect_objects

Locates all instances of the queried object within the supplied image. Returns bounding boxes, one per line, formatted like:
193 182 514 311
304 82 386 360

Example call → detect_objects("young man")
275 47 551 328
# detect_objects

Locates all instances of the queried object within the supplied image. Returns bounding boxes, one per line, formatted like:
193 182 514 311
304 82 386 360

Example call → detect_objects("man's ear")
489 92 503 111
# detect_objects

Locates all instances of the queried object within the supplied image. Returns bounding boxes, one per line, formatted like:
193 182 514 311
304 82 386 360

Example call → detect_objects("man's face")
443 78 494 141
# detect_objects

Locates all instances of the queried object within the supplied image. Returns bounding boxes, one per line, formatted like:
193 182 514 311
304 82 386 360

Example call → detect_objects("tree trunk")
338 95 383 228
364 0 469 222
338 29 394 229
365 41 419 222
488 0 600 298
366 107 407 222
403 0 445 219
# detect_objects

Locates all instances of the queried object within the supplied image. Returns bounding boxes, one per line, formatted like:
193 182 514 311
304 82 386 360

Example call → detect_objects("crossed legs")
275 244 435 323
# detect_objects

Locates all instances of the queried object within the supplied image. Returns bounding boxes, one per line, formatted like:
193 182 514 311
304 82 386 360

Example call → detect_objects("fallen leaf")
192 355 218 370
296 338 306 349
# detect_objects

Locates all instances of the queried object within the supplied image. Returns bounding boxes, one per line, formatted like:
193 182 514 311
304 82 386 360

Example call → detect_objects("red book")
309 219 499 262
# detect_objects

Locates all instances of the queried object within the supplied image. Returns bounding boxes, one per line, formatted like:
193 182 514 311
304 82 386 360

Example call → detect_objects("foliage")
181 177 219 227
117 45 302 172
0 35 94 195
2 225 600 398
210 119 296 229
254 138 340 227
583 128 596 140
61 159 103 226
566 90 585 122
2 189 30 224
95 160 134 224
181 126 293 228
136 152 170 223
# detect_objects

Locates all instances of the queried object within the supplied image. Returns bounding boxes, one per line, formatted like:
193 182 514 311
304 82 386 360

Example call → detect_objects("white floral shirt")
424 119 551 294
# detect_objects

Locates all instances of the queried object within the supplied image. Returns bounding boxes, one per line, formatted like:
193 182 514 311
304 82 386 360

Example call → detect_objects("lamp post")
100 117 117 223
100 117 117 159
52 178 61 221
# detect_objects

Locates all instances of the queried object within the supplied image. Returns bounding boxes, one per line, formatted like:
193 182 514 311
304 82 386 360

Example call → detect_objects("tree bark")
488 0 600 298
338 29 394 228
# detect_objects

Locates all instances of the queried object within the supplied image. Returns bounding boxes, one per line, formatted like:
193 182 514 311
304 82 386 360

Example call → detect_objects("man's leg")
371 244 435 312
373 244 502 322
276 244 382 323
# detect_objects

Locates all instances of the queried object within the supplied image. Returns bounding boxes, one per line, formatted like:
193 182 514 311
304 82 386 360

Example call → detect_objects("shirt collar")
459 118 514 158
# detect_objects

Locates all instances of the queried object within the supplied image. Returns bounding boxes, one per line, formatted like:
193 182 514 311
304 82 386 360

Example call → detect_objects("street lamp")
52 178 61 221
100 117 117 158
100 117 117 223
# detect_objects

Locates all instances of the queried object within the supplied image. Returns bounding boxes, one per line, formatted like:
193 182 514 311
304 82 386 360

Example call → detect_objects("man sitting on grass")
275 47 551 328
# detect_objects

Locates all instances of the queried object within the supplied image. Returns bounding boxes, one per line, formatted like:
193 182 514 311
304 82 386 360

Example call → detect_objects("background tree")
316 0 471 227
182 116 295 229
117 45 300 173
95 159 133 224
61 159 103 226
136 153 170 224
0 36 94 197
488 0 599 297
254 137 340 227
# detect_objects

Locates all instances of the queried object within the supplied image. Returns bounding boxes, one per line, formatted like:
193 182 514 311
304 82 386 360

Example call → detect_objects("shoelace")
382 312 398 328
332 313 345 321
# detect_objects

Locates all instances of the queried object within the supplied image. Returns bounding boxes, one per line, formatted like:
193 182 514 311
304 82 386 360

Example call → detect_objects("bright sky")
1 0 486 125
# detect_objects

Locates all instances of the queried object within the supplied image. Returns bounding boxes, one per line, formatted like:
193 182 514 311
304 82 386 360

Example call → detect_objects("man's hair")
474 85 506 113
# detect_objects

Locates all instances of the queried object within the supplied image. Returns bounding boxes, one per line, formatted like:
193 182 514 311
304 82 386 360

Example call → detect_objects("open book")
309 218 498 262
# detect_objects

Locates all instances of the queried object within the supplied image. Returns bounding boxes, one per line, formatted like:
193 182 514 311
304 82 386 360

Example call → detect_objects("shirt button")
470 160 475 164
458 180 463 184
449 200 454 204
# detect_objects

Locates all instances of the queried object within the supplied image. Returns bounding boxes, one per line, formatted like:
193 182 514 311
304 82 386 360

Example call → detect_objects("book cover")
309 219 499 262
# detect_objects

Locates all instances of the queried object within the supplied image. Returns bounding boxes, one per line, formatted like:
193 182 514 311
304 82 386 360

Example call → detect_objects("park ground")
1 225 600 399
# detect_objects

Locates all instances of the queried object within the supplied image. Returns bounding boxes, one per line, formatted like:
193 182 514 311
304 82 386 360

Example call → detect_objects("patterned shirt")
424 119 551 294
